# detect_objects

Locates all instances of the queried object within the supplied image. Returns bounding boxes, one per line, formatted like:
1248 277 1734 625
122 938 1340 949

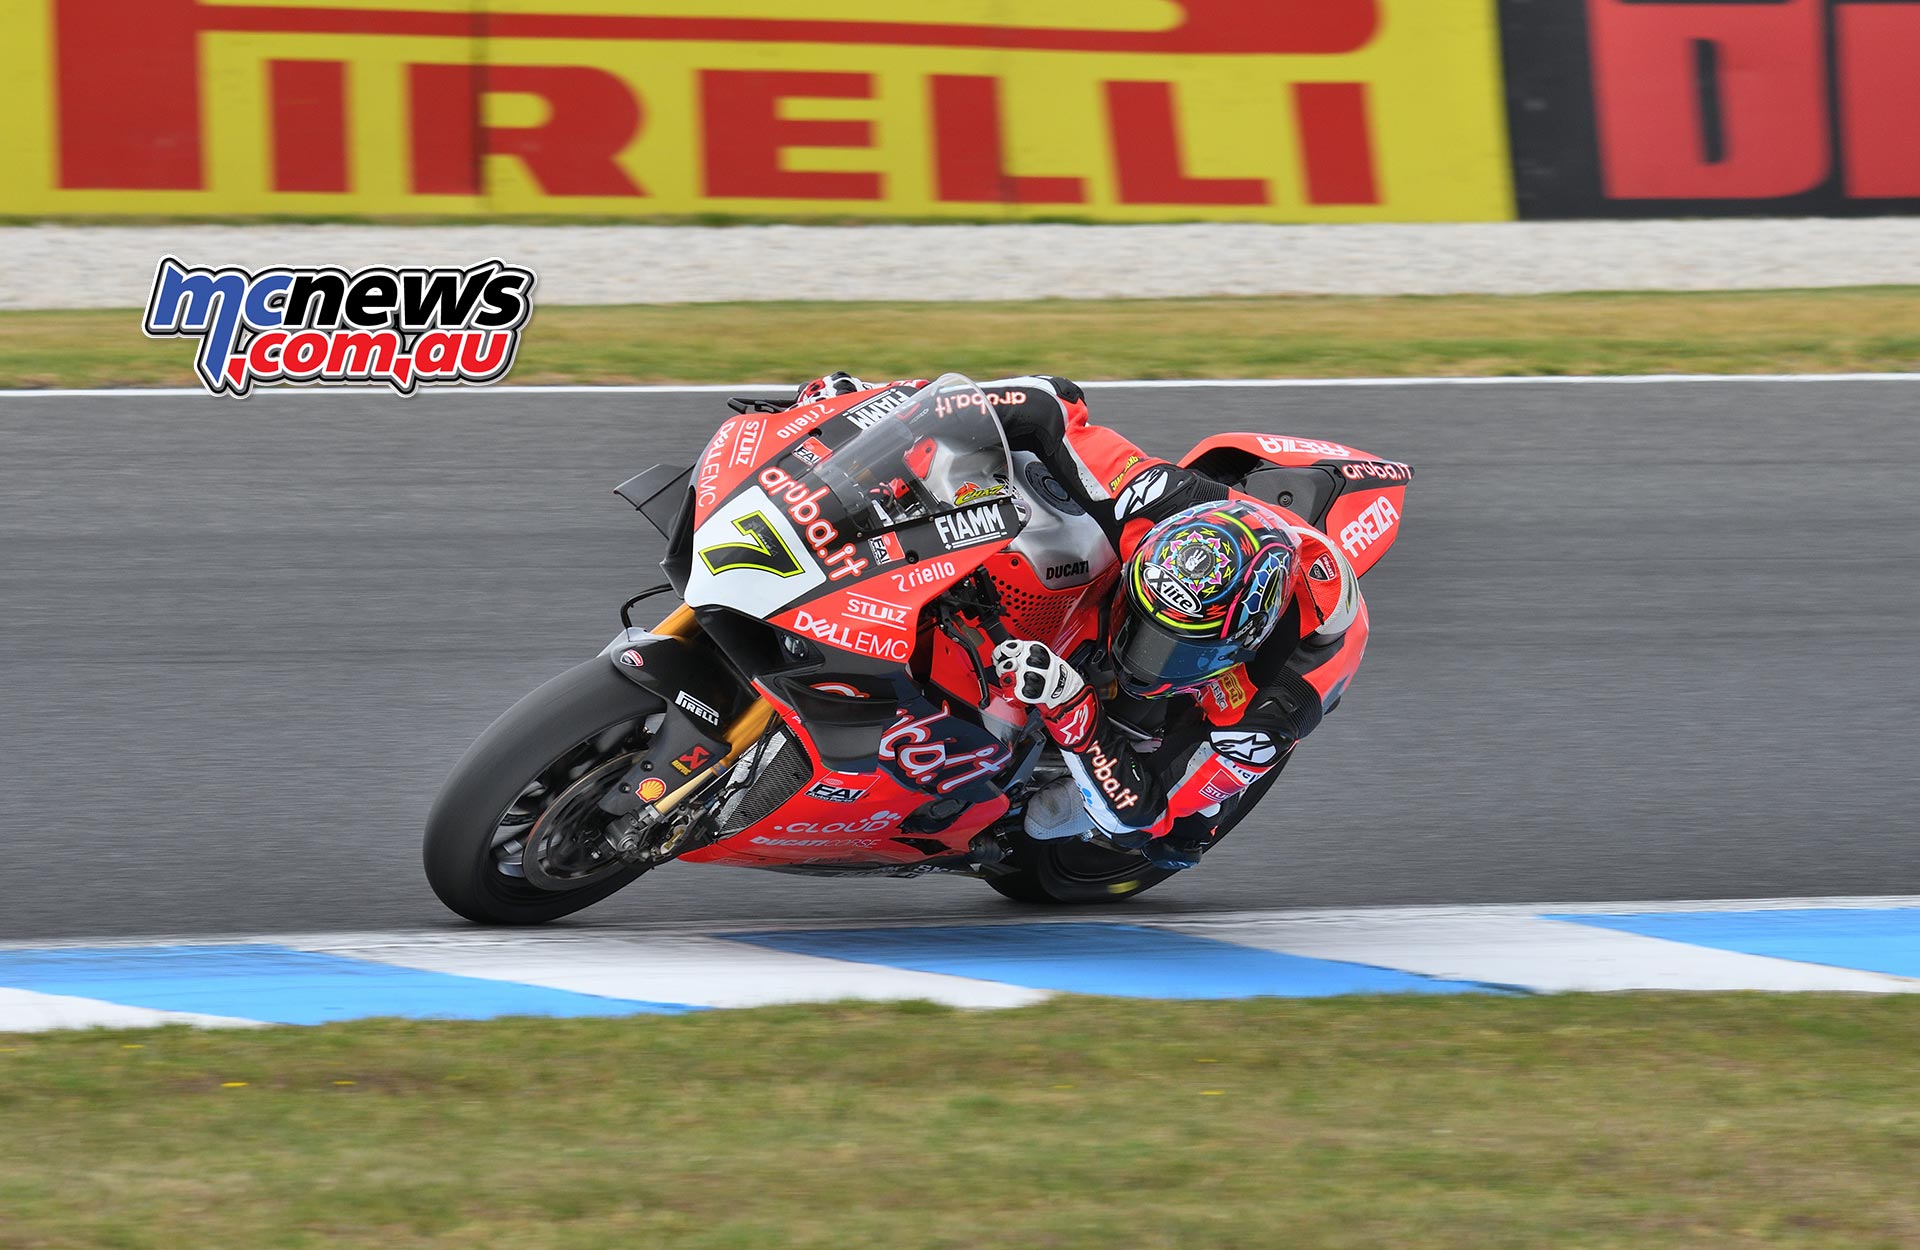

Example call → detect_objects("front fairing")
660 377 1048 870
684 373 1026 664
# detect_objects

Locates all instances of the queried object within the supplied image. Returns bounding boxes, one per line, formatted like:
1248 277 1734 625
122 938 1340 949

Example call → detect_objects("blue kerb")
0 944 697 1025
724 922 1496 999
1549 908 1920 980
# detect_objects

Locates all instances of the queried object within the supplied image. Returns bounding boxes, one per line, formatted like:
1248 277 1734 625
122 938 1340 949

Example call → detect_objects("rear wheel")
984 761 1283 905
423 658 665 925
984 837 1177 905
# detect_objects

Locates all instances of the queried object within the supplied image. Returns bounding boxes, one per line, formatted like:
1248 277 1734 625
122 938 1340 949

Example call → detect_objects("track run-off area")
2 375 1917 1017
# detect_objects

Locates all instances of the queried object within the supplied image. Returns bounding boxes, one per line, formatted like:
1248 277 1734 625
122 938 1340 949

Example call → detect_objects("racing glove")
993 639 1099 752
996 638 1166 835
796 371 868 405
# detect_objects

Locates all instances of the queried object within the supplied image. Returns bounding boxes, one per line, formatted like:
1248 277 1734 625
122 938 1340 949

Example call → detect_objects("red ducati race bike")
424 375 1412 924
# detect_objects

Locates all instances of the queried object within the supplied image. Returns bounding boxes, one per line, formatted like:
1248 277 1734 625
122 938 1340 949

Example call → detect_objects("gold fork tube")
718 698 778 762
649 698 778 817
652 603 698 639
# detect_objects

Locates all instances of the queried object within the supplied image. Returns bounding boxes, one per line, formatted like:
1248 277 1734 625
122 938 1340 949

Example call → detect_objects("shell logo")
637 777 669 803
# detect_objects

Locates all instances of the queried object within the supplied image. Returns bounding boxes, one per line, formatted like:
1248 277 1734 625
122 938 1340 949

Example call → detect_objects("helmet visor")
1111 612 1244 697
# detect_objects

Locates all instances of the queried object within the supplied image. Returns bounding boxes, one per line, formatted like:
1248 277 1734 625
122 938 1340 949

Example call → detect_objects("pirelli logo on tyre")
1 0 1514 223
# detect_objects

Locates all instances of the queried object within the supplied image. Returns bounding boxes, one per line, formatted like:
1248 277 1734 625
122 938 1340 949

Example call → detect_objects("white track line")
4 373 1920 400
1096 373 1920 387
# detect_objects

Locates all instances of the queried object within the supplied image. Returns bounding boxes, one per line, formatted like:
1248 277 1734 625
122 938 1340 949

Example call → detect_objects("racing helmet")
1112 499 1298 697
796 371 868 405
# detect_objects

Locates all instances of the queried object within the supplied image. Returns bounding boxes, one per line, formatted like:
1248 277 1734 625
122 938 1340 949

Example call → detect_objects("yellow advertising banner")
0 0 1514 221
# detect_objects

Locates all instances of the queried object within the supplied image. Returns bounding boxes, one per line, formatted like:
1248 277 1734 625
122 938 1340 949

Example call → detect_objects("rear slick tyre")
984 838 1177 905
423 657 664 925
990 750 1286 904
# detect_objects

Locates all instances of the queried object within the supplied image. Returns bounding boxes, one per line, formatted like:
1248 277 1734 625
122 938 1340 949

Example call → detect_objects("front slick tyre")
423 657 663 925
984 837 1177 905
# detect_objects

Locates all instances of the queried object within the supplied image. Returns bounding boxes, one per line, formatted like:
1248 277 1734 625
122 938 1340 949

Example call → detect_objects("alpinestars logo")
1114 465 1171 518
1211 729 1280 768
1044 688 1098 752
142 257 535 397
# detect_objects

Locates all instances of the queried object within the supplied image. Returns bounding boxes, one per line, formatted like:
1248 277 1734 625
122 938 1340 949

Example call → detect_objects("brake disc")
520 751 658 890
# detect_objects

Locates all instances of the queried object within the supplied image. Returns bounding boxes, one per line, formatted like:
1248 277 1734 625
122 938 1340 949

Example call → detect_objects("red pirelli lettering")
702 70 882 201
271 60 350 193
410 63 645 197
930 75 1086 205
1106 81 1268 206
1293 82 1378 206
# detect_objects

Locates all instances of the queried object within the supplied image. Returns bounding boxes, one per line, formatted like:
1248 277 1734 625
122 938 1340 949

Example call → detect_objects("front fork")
596 604 778 861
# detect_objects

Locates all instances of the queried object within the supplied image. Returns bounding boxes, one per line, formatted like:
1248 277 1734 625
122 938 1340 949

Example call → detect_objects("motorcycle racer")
794 372 1368 872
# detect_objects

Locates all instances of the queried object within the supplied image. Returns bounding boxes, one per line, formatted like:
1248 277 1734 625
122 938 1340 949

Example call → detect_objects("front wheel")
423 658 665 925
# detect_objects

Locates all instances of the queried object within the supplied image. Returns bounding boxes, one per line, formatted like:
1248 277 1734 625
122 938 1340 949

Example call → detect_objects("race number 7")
699 511 804 578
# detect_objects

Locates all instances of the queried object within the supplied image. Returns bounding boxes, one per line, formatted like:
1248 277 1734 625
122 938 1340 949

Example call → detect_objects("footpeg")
968 832 1010 866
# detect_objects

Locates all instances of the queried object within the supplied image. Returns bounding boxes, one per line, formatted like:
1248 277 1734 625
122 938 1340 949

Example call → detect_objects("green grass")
3 994 1919 1248
5 288 1920 389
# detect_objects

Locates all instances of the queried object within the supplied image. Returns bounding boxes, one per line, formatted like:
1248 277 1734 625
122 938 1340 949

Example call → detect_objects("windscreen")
685 373 1021 622
803 372 1016 537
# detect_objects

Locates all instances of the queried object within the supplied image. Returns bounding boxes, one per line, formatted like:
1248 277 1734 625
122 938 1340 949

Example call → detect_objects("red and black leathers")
977 374 1369 846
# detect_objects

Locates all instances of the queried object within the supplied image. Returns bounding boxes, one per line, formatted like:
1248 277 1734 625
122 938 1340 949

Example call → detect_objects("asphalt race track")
3 379 1916 939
